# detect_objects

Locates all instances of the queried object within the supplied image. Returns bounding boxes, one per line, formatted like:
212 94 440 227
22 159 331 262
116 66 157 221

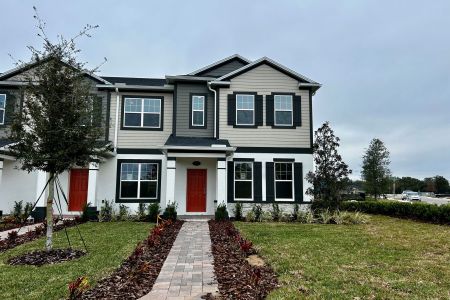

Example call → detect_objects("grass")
235 216 450 299
0 221 153 300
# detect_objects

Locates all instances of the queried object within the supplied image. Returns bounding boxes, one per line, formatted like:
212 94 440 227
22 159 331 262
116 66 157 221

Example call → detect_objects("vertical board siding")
175 83 214 138
219 64 311 148
109 91 173 148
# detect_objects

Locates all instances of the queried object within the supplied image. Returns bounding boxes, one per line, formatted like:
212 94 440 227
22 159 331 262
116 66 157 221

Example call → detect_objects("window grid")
274 162 294 201
236 94 255 125
234 162 253 201
124 98 161 128
120 163 158 199
191 95 205 127
274 95 293 126
0 94 6 125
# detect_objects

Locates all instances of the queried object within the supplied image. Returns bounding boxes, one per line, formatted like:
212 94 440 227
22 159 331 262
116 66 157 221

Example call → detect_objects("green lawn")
0 221 153 300
236 216 450 299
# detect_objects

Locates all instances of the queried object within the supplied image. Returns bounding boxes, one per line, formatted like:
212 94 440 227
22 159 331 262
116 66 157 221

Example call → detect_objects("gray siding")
219 63 311 148
0 88 21 139
198 60 246 77
175 83 214 138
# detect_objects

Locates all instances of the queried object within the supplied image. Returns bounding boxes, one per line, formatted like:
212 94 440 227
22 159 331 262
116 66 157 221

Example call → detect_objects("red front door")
68 169 89 211
186 169 207 212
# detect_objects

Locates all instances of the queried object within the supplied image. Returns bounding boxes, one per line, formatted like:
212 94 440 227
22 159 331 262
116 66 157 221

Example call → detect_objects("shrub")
23 202 33 223
280 213 292 222
251 204 263 222
245 210 256 222
117 205 129 221
333 210 369 225
297 210 315 224
137 203 147 221
215 203 229 221
233 202 243 221
147 203 161 222
318 209 333 224
261 211 273 222
341 200 450 225
12 201 23 223
7 230 18 243
81 202 92 222
271 203 282 221
292 203 300 221
99 200 114 222
68 276 89 300
162 202 177 221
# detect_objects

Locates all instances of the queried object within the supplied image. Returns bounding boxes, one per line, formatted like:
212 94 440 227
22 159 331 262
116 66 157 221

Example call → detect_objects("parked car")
402 191 421 201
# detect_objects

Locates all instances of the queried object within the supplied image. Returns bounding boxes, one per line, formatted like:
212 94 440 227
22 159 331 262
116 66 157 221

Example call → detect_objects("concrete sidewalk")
0 223 43 241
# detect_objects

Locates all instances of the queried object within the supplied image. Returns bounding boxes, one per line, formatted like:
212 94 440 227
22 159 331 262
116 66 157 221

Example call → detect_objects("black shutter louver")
266 95 274 126
266 162 274 202
3 91 16 126
93 95 103 128
293 95 302 127
294 162 303 202
254 162 262 202
227 94 235 125
255 95 263 126
227 161 234 202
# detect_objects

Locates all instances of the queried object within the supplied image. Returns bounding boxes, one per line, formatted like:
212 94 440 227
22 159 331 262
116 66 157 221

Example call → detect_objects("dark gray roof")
0 139 13 148
101 76 166 86
165 135 231 147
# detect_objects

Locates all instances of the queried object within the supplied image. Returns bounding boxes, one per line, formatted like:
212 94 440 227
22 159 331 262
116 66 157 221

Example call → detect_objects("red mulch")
0 218 84 253
80 220 183 300
208 220 278 300
8 248 86 266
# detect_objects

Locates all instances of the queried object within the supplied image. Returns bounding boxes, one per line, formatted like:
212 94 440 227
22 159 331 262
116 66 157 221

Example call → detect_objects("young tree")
361 138 391 199
306 122 352 209
8 8 107 251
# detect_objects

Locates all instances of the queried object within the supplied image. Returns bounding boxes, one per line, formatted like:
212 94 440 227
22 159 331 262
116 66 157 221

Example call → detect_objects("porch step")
178 215 214 221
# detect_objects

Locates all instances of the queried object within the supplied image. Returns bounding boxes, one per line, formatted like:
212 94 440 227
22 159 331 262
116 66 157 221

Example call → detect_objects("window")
123 97 161 128
274 95 293 126
120 162 158 199
236 94 254 125
234 162 253 200
0 94 5 125
274 162 294 201
191 95 205 127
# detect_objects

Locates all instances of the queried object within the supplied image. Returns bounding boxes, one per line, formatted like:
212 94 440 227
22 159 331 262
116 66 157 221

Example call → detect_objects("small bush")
7 230 18 243
252 204 263 222
261 211 273 222
297 210 315 224
292 203 300 221
245 210 256 222
318 209 333 224
147 203 161 222
23 202 33 223
81 202 92 222
12 201 23 223
99 200 114 222
215 203 229 221
233 202 243 221
137 203 147 221
117 205 129 221
162 202 177 221
271 203 282 221
280 213 292 222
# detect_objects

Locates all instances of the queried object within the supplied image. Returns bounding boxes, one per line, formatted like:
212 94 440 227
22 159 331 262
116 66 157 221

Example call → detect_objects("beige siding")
219 64 311 148
109 91 173 148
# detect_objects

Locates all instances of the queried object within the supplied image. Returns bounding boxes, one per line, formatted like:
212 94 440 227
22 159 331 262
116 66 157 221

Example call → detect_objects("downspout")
114 87 120 153
207 82 217 139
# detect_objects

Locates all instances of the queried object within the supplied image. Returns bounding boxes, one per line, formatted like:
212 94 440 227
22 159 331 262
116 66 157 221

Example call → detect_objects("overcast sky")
1 0 449 180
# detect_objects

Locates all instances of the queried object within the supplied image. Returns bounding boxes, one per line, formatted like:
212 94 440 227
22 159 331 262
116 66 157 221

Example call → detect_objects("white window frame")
274 95 293 126
236 94 255 126
0 94 6 125
234 161 254 201
120 162 158 199
191 95 205 127
274 162 295 201
123 97 161 128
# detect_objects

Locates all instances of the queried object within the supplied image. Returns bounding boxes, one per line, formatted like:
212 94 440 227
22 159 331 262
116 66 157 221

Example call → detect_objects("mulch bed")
208 220 278 300
0 218 84 253
79 220 183 300
8 248 86 266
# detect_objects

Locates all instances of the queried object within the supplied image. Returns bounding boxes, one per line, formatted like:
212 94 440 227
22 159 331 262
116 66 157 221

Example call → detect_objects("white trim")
0 94 6 125
235 94 255 126
274 162 294 202
123 97 161 129
191 95 205 127
119 162 158 200
234 161 254 201
274 95 293 126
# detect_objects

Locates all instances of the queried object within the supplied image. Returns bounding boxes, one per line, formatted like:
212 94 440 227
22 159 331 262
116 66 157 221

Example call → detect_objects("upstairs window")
234 162 253 200
274 95 293 126
275 162 294 201
123 97 161 128
236 94 254 125
0 94 5 125
191 95 205 127
120 162 158 199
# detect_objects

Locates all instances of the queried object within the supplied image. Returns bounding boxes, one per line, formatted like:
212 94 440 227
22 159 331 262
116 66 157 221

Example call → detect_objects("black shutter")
293 95 302 126
227 94 235 125
294 162 303 202
255 95 263 126
266 162 274 202
254 162 262 202
3 91 17 126
266 95 274 126
92 95 103 128
227 161 234 202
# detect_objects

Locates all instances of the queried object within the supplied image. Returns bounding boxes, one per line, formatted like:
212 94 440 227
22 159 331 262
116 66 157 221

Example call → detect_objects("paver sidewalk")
0 223 43 241
140 220 219 300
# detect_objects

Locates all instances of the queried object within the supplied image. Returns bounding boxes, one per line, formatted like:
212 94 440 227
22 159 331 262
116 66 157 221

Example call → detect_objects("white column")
35 170 48 206
87 161 99 207
165 158 176 209
216 159 227 208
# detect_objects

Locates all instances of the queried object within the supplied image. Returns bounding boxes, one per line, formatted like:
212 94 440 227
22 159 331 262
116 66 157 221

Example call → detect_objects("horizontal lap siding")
219 64 311 148
198 60 247 77
109 91 173 148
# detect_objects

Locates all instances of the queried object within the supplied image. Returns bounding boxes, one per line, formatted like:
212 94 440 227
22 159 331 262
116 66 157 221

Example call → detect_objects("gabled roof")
187 54 251 76
101 76 166 86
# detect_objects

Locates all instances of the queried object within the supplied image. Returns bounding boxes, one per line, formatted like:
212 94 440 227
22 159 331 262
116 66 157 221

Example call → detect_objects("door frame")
186 168 207 213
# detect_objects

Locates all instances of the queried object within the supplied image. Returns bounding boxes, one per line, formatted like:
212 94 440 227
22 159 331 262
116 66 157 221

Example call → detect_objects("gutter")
207 81 217 139
114 87 120 153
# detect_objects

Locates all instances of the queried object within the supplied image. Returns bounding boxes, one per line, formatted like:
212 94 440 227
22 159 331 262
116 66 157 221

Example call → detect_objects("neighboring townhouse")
0 54 321 217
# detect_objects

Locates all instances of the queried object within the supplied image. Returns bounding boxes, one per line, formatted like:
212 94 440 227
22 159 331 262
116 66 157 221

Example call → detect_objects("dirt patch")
8 248 86 266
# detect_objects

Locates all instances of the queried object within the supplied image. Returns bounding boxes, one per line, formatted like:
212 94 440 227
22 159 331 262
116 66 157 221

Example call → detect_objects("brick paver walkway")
140 221 218 300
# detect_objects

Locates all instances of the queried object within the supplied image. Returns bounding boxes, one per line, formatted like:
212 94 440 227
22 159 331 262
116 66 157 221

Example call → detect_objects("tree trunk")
45 174 55 252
